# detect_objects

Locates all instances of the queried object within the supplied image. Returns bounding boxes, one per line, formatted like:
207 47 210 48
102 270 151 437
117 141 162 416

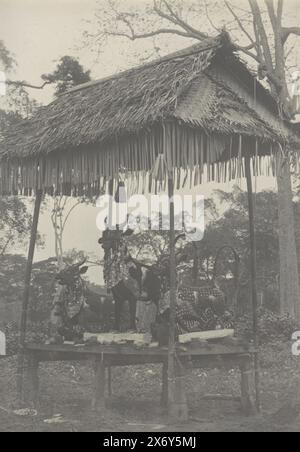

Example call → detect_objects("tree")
1 39 91 93
50 196 86 268
212 188 280 310
0 109 23 138
0 39 49 90
0 40 40 120
0 40 15 71
0 198 35 257
42 56 91 96
0 44 42 259
87 0 300 319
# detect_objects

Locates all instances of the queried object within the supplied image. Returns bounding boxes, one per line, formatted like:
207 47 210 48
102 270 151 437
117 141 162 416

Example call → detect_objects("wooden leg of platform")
168 357 188 422
161 360 168 408
28 354 40 409
91 357 106 412
240 359 256 416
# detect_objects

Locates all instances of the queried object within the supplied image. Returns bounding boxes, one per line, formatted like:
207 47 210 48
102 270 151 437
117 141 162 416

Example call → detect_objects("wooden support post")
174 357 188 419
245 156 260 412
108 179 114 229
92 356 106 412
167 176 177 418
28 354 40 408
167 177 188 422
193 243 199 285
17 190 43 402
240 359 256 415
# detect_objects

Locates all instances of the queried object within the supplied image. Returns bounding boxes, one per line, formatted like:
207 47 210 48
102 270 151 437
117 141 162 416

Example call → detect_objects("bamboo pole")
245 156 260 412
193 243 199 285
167 176 176 418
167 176 188 422
17 189 43 401
108 179 114 229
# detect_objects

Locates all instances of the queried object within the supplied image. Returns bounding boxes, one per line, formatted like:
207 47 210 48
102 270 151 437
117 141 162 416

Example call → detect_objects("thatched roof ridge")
1 32 297 163
66 35 224 95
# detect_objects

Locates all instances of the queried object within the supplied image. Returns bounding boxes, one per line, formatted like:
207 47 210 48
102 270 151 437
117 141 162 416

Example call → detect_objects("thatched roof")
1 33 297 158
0 32 299 196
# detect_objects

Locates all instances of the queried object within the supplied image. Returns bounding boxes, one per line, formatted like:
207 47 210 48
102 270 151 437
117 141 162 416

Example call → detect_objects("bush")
235 308 300 344
3 320 52 356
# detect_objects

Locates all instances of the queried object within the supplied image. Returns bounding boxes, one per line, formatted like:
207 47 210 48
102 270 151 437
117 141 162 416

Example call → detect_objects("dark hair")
142 269 163 304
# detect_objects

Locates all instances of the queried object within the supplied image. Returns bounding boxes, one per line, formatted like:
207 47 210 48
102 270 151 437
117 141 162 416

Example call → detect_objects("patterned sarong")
160 285 229 335
103 241 140 297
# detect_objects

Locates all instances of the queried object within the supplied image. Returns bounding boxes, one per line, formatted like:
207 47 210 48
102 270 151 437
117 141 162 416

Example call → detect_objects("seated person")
159 276 233 335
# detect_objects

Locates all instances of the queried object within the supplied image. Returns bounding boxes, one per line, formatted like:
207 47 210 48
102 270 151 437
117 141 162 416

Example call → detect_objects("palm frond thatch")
0 33 299 196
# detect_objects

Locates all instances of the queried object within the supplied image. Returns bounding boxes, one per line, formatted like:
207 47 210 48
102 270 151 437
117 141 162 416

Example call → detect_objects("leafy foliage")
236 308 300 344
115 188 285 313
0 40 15 71
0 109 24 140
193 188 281 312
42 56 91 96
4 85 40 118
0 198 34 256
0 255 54 354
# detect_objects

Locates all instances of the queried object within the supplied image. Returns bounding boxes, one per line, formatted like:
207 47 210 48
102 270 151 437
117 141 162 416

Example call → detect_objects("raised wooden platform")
24 338 257 415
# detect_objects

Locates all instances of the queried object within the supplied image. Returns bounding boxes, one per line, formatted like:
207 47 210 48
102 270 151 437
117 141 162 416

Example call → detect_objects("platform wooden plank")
25 340 255 359
179 329 234 343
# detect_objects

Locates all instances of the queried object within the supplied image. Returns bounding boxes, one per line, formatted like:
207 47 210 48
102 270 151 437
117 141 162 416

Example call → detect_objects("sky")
2 0 298 105
1 0 190 104
1 0 100 103
0 0 296 282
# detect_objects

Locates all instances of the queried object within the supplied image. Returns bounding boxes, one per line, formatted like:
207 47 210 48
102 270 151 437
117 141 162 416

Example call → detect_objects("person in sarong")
100 228 141 331
159 283 232 335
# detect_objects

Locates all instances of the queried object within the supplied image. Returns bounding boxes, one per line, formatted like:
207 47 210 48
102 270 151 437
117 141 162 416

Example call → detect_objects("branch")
246 0 285 92
265 0 287 82
6 79 52 90
281 27 300 44
249 0 274 72
0 236 12 256
62 200 81 230
153 0 208 40
235 44 261 63
162 0 207 37
265 0 278 33
251 11 265 64
277 0 283 22
285 41 297 61
224 0 256 47
107 0 207 43
105 27 194 41
204 0 222 33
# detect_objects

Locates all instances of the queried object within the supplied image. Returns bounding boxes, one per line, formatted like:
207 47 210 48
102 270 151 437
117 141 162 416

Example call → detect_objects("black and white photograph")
0 0 300 434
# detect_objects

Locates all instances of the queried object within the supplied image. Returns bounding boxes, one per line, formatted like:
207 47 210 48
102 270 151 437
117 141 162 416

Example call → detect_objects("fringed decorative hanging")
151 153 169 189
0 120 290 197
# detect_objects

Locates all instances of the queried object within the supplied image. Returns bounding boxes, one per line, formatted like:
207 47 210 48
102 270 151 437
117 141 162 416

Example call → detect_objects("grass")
0 342 300 432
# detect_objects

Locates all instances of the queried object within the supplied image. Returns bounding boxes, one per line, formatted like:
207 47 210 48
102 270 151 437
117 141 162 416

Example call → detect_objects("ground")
1 256 300 432
0 342 300 432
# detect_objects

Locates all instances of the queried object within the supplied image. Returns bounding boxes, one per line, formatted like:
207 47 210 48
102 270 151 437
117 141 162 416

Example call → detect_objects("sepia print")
0 0 300 434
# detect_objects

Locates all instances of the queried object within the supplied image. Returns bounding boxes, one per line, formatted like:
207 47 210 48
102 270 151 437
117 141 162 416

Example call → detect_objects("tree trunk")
277 162 300 320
